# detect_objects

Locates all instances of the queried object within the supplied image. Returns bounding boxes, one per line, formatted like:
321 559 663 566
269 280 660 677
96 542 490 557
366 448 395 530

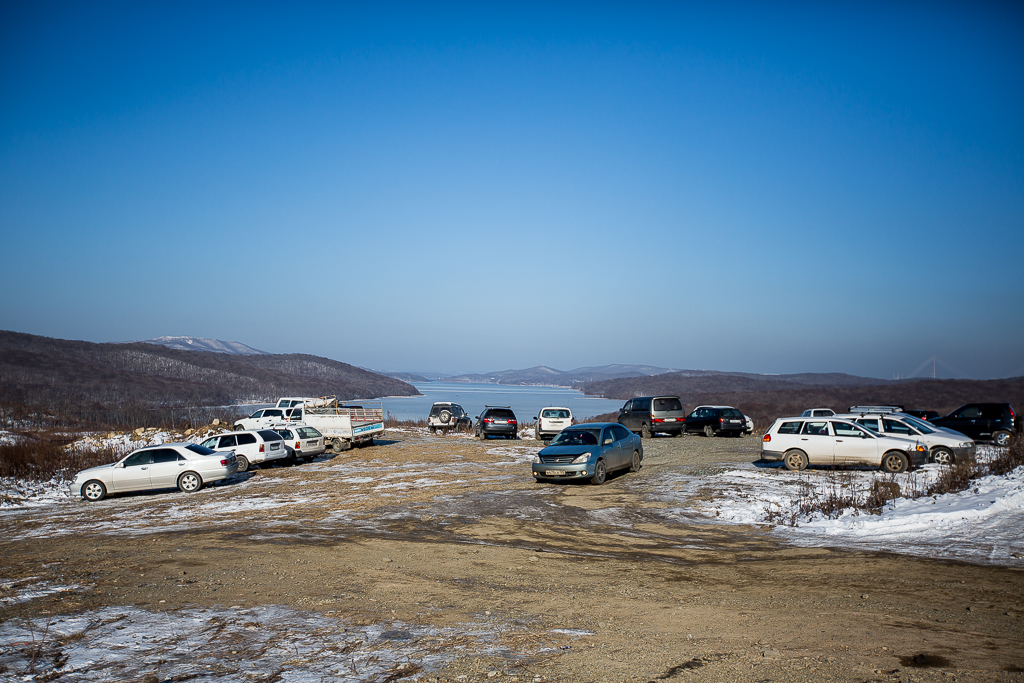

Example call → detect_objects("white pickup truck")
285 398 385 452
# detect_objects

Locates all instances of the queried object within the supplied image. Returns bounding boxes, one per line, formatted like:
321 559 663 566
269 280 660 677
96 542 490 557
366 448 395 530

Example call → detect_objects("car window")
276 429 294 439
901 416 934 433
265 410 283 418
833 422 868 438
723 408 743 418
150 449 182 464
632 398 651 412
251 410 264 418
257 430 282 441
857 418 881 433
185 444 217 456
122 451 152 467
488 409 515 420
954 406 982 419
801 421 830 436
237 433 258 445
551 429 600 446
653 398 682 412
883 419 913 436
778 421 802 434
218 435 238 448
200 437 217 448
611 425 630 441
296 427 320 439
621 401 632 412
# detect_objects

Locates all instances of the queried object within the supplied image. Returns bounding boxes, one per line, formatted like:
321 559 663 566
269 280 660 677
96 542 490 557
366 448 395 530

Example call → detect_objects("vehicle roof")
138 442 193 449
562 422 618 428
540 406 572 410
693 405 736 409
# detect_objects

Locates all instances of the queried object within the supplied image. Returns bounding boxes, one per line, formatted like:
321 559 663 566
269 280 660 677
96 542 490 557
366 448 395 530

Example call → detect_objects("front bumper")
532 462 593 479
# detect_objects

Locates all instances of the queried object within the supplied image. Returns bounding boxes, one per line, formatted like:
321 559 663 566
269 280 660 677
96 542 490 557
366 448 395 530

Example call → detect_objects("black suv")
475 406 518 440
683 405 746 437
931 403 1018 446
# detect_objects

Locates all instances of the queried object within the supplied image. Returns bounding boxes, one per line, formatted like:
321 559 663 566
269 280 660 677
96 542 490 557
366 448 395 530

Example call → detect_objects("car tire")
782 449 808 471
881 451 909 474
178 472 203 493
932 447 955 466
629 450 641 472
303 457 314 464
236 455 250 472
993 430 1011 447
439 410 451 424
590 459 607 485
640 424 651 439
333 437 350 452
704 425 714 438
477 431 486 441
429 426 436 434
82 480 106 501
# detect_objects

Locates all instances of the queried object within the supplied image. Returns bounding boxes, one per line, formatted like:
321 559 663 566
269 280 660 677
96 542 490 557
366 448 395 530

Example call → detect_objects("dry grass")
0 436 129 483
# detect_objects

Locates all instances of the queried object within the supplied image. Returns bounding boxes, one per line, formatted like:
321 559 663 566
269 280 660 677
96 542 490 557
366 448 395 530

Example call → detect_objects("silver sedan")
69 442 238 501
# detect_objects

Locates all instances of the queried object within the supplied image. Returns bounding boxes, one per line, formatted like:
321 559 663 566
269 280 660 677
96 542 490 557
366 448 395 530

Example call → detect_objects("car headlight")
532 454 541 464
916 444 926 452
960 442 973 449
571 452 591 464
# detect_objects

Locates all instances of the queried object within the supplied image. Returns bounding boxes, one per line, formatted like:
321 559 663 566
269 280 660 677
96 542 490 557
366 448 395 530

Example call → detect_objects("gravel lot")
1 429 1022 682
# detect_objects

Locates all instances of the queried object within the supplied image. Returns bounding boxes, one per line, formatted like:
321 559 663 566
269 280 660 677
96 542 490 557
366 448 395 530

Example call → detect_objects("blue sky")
2 2 1022 379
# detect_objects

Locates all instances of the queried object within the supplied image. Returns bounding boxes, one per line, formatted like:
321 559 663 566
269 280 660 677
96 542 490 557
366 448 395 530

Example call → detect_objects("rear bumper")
760 449 785 462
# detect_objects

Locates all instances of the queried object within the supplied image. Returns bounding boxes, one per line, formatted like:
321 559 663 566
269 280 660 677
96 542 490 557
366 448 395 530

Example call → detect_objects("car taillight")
719 417 724 423
509 419 517 425
762 434 771 442
295 441 301 448
652 418 663 423
260 444 265 452
220 458 231 466
484 418 493 423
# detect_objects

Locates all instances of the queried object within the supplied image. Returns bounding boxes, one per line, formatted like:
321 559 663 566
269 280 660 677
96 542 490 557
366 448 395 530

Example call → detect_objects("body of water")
374 382 625 423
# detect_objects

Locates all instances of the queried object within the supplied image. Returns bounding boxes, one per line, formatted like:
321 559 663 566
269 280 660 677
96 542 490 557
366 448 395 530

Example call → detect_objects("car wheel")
333 437 350 452
881 451 909 474
510 432 518 440
782 449 808 471
674 430 683 437
932 447 955 466
439 410 451 424
236 455 250 472
477 431 486 441
640 424 651 439
629 450 641 472
82 480 106 501
704 425 714 438
303 457 314 464
178 472 203 493
993 430 1011 447
428 426 436 434
590 459 607 485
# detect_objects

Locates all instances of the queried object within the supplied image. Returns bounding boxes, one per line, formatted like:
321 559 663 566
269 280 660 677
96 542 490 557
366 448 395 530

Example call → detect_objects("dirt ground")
1 429 1022 682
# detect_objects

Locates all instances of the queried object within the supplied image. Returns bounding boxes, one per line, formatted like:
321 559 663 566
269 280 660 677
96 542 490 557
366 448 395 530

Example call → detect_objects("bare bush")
0 437 129 483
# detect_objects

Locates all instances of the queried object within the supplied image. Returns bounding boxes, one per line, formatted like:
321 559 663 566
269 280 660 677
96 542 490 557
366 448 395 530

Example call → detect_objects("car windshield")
901 415 935 434
550 429 600 446
185 444 217 456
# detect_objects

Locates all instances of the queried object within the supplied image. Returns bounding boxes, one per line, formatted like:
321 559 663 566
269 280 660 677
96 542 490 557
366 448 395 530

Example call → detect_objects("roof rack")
848 405 903 414
484 405 512 408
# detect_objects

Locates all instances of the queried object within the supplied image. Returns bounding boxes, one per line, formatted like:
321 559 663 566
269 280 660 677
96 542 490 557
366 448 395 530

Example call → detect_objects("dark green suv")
932 403 1018 446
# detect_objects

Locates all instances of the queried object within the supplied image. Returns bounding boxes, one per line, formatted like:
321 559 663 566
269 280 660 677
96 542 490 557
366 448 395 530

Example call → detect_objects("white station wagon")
761 417 929 473
535 407 574 441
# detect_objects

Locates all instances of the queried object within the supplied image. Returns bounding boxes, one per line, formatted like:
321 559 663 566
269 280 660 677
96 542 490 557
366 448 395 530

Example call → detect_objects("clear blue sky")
2 2 1022 379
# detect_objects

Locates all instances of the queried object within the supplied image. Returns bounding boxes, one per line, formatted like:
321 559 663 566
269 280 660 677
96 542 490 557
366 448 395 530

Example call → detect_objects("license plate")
664 418 676 422
545 469 566 476
729 420 740 424
306 440 318 447
495 420 507 424
270 444 280 450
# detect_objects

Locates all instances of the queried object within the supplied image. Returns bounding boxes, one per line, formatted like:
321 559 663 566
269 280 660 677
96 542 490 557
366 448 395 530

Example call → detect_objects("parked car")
760 417 928 473
849 405 903 414
532 423 642 485
199 429 288 472
931 403 1019 447
69 443 238 502
428 402 473 434
475 406 518 440
904 409 941 421
684 405 746 437
234 407 288 431
535 406 574 441
836 411 976 465
800 408 835 417
272 425 326 463
743 415 754 434
617 396 686 438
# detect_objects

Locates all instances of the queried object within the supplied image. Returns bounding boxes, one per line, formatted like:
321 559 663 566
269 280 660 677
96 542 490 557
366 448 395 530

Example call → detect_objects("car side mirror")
604 438 613 445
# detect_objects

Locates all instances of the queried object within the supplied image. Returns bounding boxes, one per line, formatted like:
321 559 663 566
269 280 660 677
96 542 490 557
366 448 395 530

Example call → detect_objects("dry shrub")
987 435 1024 477
0 438 126 483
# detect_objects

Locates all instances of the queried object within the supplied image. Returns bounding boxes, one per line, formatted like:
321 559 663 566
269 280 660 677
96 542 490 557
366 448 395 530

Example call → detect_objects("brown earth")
1 430 1022 682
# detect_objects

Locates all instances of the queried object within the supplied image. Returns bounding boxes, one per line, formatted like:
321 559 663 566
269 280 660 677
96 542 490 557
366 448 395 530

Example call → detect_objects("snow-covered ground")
652 446 1024 566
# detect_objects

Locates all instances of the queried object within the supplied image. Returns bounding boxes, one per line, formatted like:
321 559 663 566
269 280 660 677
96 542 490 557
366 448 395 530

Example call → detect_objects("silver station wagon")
69 443 238 501
761 417 928 473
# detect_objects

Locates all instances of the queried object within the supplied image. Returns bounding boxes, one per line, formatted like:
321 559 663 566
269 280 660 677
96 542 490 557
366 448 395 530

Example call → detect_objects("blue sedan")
532 422 643 485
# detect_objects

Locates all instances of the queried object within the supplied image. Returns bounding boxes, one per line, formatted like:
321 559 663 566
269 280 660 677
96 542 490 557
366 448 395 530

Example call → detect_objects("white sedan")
69 443 238 501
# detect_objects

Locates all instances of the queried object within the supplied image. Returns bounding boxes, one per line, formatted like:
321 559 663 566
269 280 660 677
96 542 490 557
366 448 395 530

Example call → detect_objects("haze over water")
376 382 625 423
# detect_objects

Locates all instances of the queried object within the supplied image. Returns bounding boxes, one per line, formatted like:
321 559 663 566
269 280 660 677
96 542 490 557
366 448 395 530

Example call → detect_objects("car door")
618 401 633 430
111 451 153 491
148 448 186 487
798 421 835 464
612 425 634 467
831 421 879 465
599 426 623 470
938 406 982 439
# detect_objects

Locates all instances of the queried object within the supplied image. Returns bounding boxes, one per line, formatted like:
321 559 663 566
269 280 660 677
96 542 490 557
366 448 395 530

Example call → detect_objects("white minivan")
536 407 573 441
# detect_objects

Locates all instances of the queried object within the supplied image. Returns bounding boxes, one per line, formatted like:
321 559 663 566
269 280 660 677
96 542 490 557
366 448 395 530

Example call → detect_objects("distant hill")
0 330 419 427
372 370 430 383
138 336 267 355
580 371 1024 426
